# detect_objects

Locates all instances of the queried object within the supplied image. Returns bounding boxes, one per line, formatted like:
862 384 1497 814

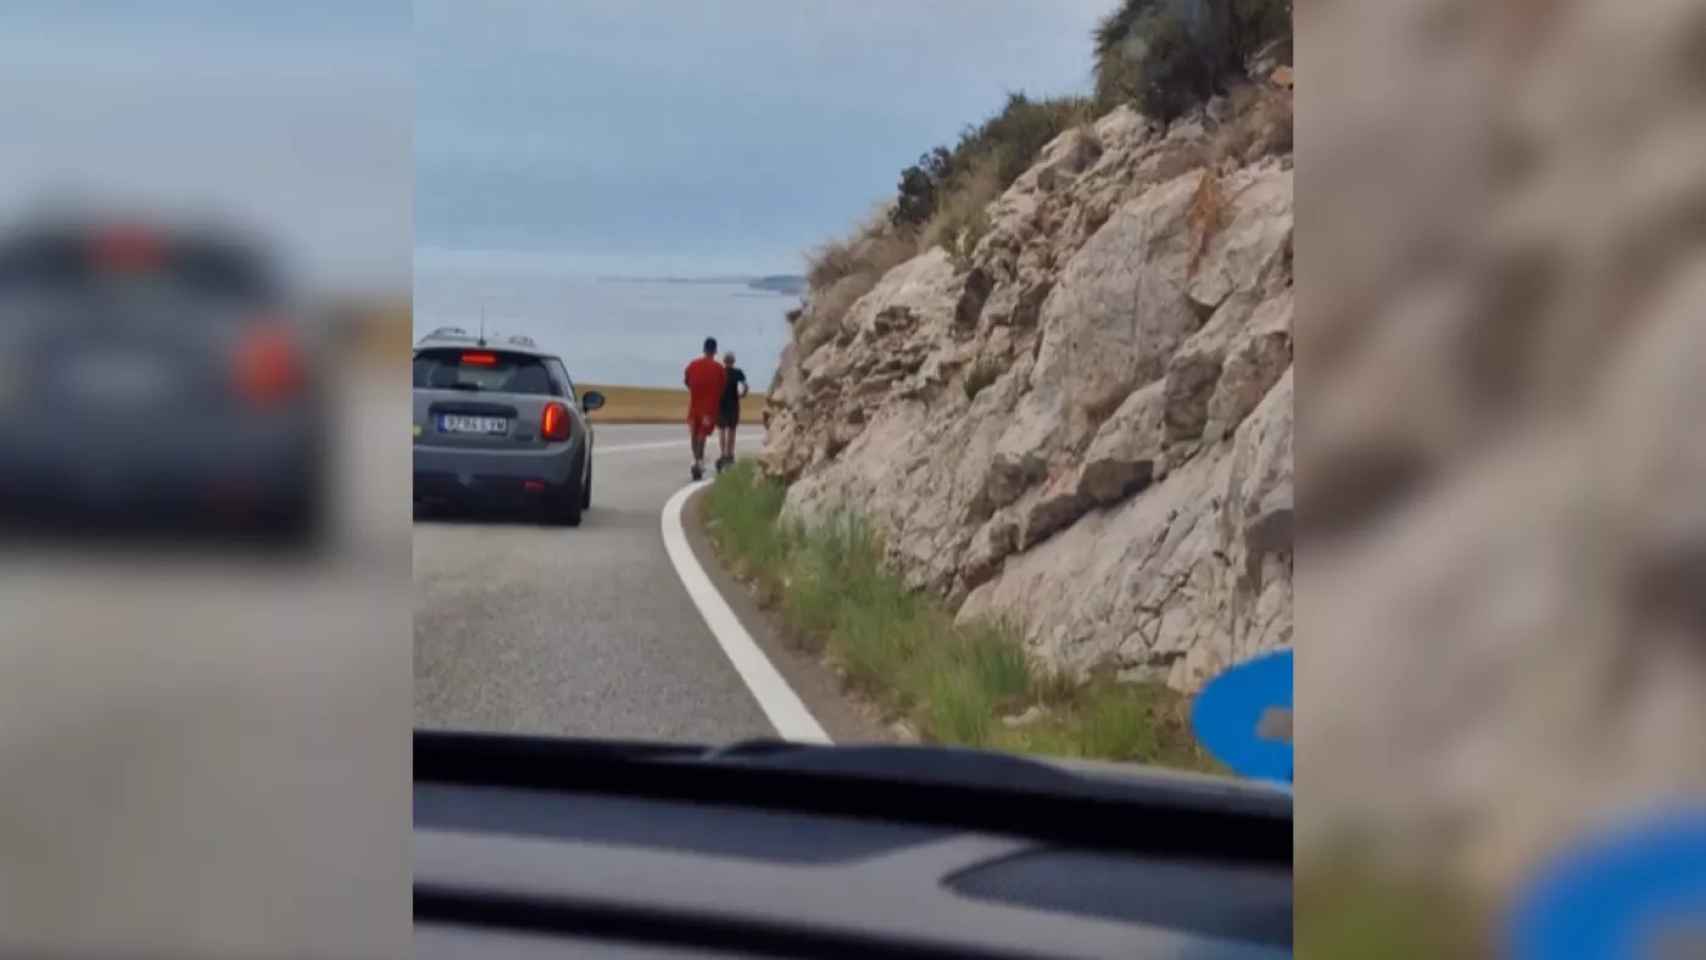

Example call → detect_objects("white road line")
660 482 831 744
600 435 767 455
597 440 685 453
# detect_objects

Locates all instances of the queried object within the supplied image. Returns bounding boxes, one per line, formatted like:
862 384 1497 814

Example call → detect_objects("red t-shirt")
685 355 727 420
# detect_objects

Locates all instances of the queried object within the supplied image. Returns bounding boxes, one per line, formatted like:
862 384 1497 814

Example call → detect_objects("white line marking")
600 435 767 455
661 481 831 744
598 440 685 453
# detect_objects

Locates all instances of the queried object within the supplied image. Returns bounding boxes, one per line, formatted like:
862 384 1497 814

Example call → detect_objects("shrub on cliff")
891 92 1091 232
1093 0 1292 120
803 207 920 335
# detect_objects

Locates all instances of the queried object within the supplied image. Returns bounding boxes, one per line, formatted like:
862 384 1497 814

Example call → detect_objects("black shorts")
718 406 740 429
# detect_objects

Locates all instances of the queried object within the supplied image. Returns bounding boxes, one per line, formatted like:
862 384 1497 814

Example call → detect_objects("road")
414 423 776 742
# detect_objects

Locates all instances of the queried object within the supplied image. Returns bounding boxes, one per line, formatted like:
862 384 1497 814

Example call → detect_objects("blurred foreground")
0 317 409 959
0 4 410 957
1298 0 1705 953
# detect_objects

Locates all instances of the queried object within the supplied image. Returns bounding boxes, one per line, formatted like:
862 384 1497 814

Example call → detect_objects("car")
412 328 605 526
0 216 329 545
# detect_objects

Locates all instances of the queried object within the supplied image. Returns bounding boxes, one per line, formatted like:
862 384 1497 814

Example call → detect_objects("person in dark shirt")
716 351 749 472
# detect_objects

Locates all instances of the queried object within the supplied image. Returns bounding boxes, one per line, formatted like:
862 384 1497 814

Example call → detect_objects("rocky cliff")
762 82 1294 693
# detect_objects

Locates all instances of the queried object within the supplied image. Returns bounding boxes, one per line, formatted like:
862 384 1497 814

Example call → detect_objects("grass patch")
803 211 921 338
922 155 1001 271
1297 852 1490 958
702 461 1215 771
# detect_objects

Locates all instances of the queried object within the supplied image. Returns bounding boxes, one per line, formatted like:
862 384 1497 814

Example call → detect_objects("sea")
413 249 800 389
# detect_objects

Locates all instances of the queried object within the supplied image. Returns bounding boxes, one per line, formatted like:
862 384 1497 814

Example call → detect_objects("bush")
1093 0 1292 121
803 211 920 335
894 146 954 229
924 155 1001 270
889 92 1091 239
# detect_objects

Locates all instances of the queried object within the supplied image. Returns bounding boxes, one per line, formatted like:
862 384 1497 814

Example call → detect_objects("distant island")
597 273 807 296
746 275 808 295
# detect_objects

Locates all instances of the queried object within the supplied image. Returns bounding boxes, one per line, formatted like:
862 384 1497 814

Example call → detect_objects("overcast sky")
0 3 1118 292
0 2 411 297
418 0 1116 276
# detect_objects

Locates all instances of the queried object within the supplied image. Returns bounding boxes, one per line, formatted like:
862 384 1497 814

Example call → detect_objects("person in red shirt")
684 336 728 480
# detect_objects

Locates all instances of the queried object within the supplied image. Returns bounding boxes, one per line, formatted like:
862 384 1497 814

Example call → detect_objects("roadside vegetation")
1297 853 1489 958
702 462 1217 771
800 0 1291 335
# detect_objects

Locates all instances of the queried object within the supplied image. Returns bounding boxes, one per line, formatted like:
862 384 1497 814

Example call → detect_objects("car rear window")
413 348 561 395
0 229 275 302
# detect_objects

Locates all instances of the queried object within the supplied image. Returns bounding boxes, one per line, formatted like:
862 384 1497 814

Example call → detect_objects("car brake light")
461 352 498 366
234 323 304 406
89 224 164 272
541 401 571 441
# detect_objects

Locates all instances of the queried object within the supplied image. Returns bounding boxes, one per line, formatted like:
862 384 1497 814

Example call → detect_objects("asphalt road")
414 423 776 742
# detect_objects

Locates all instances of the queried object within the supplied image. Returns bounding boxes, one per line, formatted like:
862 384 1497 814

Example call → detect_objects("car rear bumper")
413 437 584 508
0 411 325 530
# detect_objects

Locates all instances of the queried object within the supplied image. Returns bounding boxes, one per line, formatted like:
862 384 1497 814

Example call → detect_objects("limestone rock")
763 89 1294 700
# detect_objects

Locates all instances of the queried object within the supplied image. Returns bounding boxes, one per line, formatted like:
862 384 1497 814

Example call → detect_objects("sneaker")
690 463 704 482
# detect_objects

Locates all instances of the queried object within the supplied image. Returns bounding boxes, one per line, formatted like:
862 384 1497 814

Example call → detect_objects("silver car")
0 216 330 545
411 329 604 526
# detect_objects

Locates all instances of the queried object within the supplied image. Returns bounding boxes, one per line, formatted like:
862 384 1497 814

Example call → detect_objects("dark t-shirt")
720 366 747 411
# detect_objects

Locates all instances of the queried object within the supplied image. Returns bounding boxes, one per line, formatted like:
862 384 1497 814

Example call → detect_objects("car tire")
550 456 584 528
553 485 582 527
582 453 593 510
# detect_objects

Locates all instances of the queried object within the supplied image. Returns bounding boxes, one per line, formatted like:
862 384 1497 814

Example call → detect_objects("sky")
0 3 1119 298
0 2 412 298
417 0 1117 277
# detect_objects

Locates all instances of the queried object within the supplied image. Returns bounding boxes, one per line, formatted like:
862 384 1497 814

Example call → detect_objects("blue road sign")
1190 648 1292 785
1507 804 1706 960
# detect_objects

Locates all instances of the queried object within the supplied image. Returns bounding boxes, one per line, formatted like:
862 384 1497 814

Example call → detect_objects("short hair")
703 336 717 354
723 352 736 364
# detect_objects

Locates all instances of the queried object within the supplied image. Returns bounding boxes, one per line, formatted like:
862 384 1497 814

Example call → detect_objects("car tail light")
541 401 572 441
234 322 304 406
461 351 498 366
89 224 164 272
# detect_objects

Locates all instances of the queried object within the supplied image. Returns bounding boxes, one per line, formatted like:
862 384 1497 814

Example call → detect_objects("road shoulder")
681 486 894 746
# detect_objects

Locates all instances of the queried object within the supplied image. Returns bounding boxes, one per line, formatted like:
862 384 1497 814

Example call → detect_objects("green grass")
1296 852 1490 958
701 461 1215 770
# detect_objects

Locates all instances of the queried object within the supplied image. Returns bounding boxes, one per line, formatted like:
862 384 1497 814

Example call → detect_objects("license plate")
61 353 171 405
438 414 509 435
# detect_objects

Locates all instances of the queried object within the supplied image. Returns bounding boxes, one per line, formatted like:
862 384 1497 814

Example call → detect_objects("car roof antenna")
478 302 487 347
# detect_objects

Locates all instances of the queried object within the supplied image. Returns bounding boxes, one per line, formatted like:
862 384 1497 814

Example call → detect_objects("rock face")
1296 0 1706 894
762 89 1294 691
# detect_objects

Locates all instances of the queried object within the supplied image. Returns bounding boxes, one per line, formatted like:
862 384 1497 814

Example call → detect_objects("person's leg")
718 423 732 462
689 420 705 466
727 421 738 460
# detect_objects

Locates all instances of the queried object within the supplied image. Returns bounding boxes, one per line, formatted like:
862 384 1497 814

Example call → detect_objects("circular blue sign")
1507 805 1706 960
1190 648 1291 784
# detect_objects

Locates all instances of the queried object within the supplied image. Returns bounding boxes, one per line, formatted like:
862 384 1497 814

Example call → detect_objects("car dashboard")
415 733 1292 959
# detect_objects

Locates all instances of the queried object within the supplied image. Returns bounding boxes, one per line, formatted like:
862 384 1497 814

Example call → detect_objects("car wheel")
553 485 582 527
582 453 592 510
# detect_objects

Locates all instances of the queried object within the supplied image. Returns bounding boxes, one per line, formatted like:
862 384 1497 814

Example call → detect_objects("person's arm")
739 371 750 398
